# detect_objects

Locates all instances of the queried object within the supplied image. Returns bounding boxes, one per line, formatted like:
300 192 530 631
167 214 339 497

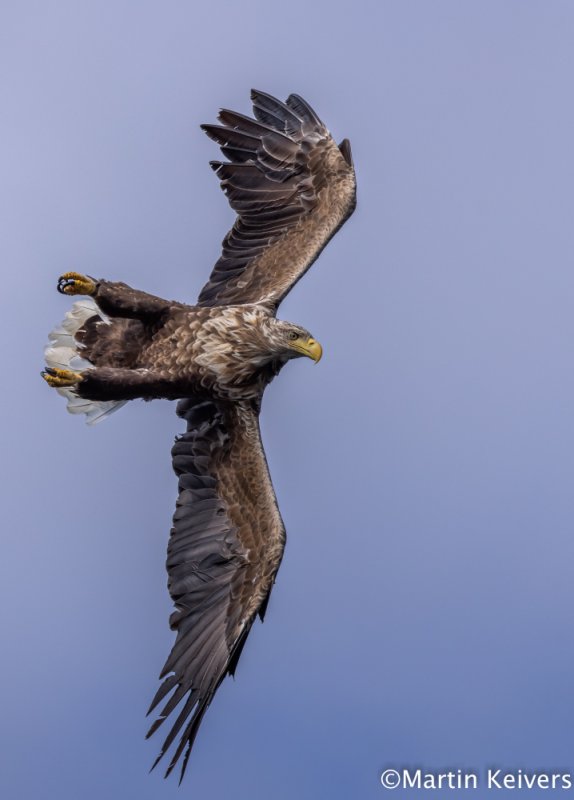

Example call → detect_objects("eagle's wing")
197 89 356 310
147 397 285 781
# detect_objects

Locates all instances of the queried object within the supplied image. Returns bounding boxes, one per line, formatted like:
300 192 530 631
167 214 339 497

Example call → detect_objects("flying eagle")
42 90 356 781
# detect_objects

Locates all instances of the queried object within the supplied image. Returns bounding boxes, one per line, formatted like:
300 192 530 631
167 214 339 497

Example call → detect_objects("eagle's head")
264 319 323 364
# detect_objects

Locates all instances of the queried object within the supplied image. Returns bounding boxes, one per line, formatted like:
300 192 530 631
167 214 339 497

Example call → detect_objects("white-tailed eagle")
42 90 356 781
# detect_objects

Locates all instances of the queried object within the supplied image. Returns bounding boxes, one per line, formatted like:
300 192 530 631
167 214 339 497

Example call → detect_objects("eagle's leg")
57 273 172 322
42 364 184 401
75 367 185 402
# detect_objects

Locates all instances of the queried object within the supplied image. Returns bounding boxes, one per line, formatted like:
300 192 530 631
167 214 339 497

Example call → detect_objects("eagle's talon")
41 367 83 388
57 272 96 296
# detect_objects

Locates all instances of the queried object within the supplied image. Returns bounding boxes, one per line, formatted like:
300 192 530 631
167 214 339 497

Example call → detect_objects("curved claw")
57 272 97 296
41 367 83 388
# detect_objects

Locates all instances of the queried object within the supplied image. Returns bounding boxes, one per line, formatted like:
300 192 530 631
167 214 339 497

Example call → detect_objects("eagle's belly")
139 307 275 402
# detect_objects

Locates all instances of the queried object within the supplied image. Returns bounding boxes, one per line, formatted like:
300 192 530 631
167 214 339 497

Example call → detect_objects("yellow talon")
57 272 97 296
41 367 83 388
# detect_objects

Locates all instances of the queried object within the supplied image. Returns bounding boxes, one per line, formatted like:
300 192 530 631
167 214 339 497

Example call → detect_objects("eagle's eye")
288 331 299 340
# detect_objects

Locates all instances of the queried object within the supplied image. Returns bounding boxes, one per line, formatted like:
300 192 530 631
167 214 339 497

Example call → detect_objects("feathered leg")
57 272 174 321
55 366 190 402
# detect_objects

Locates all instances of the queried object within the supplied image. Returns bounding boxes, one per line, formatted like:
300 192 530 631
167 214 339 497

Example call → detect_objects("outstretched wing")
197 89 356 309
147 397 285 781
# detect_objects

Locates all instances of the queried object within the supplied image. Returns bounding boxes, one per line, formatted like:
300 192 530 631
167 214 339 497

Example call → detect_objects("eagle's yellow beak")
291 337 323 363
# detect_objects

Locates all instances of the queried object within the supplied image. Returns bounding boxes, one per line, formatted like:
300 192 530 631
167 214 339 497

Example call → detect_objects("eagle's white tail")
45 299 127 425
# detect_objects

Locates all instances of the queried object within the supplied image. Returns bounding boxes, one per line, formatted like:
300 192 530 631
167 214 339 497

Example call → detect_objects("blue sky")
2 2 574 798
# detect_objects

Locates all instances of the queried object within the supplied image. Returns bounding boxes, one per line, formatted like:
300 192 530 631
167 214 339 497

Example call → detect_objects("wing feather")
147 398 285 781
197 89 356 309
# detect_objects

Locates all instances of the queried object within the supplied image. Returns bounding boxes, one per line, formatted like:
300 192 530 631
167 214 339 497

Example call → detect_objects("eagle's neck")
193 306 287 400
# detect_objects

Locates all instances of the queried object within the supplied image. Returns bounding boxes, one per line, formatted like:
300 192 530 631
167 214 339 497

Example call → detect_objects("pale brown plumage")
43 89 356 781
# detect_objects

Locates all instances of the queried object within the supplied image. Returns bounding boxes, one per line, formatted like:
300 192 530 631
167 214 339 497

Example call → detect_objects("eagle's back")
140 305 279 401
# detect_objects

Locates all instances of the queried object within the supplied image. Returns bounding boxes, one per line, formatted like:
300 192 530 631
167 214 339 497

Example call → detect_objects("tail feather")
45 299 127 425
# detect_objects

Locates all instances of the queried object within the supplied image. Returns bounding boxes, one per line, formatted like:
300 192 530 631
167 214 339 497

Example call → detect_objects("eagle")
42 89 356 781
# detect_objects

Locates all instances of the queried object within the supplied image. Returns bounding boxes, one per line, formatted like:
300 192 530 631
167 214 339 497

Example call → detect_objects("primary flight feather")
42 89 356 781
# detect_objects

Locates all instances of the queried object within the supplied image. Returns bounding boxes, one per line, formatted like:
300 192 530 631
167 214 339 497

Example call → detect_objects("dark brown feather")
147 397 285 781
75 316 145 369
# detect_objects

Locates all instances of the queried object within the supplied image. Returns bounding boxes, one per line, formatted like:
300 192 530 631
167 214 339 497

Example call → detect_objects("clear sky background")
2 2 574 798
